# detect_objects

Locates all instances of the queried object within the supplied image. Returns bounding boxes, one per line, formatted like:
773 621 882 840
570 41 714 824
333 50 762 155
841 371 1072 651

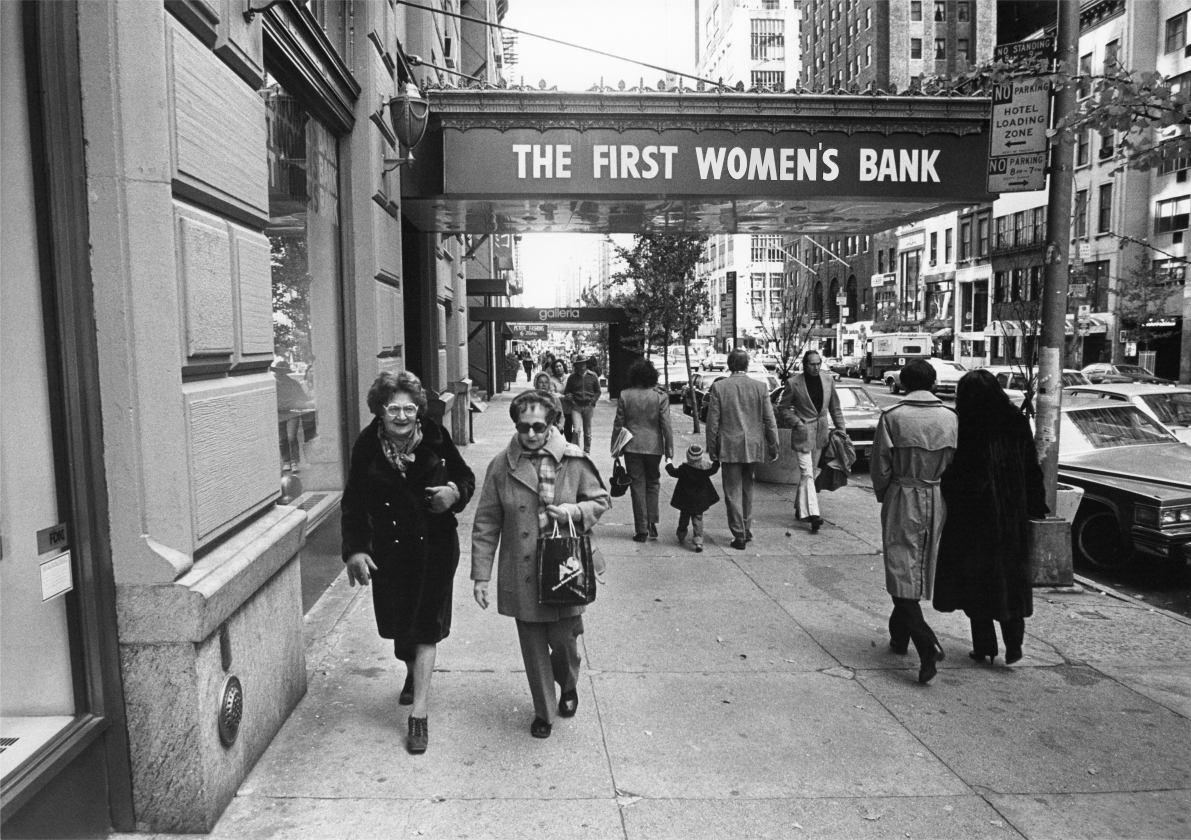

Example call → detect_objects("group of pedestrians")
339 352 1048 755
871 359 1047 685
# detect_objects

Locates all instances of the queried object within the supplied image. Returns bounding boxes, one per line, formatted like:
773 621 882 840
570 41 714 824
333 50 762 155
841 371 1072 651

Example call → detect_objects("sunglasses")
516 422 549 435
384 403 418 417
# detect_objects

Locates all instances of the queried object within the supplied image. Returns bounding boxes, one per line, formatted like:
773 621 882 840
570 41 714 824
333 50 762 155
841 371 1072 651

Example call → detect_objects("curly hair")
509 390 560 426
366 370 427 417
628 358 660 389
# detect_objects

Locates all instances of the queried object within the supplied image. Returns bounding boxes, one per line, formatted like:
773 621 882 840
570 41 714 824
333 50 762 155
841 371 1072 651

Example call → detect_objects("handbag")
610 457 631 497
537 516 597 606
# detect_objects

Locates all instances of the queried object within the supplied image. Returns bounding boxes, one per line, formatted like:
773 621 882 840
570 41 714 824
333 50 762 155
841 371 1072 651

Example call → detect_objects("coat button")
522 532 529 538
519 505 526 512
525 575 531 582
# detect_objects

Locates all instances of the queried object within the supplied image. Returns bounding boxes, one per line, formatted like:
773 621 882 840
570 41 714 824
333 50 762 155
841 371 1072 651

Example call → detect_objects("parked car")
828 356 862 378
1059 394 1191 569
1081 362 1174 385
757 353 781 371
834 383 882 463
885 357 966 395
660 361 694 403
1064 383 1191 445
702 353 728 371
682 369 782 421
978 366 1091 407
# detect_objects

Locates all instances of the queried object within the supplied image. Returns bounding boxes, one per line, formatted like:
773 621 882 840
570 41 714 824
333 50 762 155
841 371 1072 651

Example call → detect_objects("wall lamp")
379 81 430 172
244 0 302 23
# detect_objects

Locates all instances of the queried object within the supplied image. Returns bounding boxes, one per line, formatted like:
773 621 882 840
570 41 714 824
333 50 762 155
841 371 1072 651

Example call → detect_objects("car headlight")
1155 505 1191 527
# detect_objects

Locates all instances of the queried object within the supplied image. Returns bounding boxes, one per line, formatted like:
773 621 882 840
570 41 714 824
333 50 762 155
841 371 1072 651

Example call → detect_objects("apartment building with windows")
697 0 801 350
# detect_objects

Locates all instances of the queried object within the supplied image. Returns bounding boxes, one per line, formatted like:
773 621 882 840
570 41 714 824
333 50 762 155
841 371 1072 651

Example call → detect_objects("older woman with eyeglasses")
342 371 475 754
471 390 610 739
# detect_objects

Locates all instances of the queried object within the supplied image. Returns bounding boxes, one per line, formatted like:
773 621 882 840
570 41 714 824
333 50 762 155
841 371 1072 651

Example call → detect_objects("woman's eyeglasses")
384 404 419 417
516 422 549 435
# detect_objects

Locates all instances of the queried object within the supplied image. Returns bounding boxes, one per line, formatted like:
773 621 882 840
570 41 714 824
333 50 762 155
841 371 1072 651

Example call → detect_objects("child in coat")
665 444 721 552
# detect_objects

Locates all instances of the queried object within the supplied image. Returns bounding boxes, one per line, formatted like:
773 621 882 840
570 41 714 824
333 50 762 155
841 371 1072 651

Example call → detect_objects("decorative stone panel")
165 0 220 48
374 279 402 355
230 223 274 366
167 16 268 225
184 374 279 546
176 201 234 362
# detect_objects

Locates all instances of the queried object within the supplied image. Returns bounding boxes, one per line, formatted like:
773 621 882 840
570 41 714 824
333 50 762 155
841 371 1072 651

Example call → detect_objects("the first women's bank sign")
444 128 991 200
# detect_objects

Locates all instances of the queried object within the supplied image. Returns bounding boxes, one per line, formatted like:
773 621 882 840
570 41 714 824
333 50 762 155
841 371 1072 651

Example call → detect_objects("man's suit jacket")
777 371 846 454
705 372 779 464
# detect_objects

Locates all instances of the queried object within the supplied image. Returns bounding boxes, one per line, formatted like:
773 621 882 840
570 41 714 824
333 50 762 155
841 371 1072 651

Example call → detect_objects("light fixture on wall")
243 0 304 23
381 81 431 173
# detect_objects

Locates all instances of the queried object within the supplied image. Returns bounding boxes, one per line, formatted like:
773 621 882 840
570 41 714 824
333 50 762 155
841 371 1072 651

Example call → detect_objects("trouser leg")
625 453 649 534
516 617 583 724
969 616 998 656
580 407 594 453
999 617 1025 650
721 463 745 540
677 510 691 540
740 462 755 537
643 454 662 525
691 512 704 546
569 408 583 447
891 597 938 663
795 448 820 519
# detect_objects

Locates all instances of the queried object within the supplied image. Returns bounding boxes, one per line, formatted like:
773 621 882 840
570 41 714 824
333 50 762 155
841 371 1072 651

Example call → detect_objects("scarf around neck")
379 420 423 473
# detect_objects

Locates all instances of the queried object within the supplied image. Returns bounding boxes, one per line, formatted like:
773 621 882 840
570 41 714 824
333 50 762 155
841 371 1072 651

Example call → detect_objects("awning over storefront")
986 314 1109 337
402 87 995 234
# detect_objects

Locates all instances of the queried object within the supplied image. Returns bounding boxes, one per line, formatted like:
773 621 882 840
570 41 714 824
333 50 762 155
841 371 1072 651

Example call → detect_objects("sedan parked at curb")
683 369 781 421
1081 362 1175 385
1059 394 1191 569
1064 383 1191 445
885 357 966 396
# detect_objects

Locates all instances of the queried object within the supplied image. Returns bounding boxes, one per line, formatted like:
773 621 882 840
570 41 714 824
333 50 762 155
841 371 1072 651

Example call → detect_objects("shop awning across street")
986 314 1111 336
401 86 997 234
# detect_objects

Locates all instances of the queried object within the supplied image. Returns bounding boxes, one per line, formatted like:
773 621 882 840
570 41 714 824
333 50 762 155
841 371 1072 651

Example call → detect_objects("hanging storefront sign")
442 128 989 200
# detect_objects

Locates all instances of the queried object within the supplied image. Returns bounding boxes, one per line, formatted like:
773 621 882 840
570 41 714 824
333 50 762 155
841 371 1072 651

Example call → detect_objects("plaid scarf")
524 448 557 533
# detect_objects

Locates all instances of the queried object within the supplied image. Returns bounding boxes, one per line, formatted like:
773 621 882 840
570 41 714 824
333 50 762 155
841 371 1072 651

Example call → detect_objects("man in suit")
705 348 779 549
777 349 846 534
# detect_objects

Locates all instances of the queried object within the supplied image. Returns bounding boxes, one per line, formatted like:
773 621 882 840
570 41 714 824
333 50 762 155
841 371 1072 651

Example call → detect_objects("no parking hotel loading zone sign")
988 37 1055 193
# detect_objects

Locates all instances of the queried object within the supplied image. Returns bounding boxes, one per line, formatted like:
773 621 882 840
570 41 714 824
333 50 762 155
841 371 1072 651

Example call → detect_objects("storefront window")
262 77 345 492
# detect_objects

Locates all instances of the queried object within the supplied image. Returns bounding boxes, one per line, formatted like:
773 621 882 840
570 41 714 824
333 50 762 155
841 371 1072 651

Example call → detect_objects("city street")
121 387 1191 840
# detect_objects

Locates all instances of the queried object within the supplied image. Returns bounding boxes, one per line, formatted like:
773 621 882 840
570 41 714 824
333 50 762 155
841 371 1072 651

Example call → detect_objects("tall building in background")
697 0 802 350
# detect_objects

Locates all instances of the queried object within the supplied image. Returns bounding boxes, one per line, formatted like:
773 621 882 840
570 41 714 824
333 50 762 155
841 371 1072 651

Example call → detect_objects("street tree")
611 234 710 429
751 271 817 382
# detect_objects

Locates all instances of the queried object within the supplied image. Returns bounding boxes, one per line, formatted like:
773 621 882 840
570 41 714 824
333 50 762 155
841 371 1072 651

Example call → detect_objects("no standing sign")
988 37 1054 193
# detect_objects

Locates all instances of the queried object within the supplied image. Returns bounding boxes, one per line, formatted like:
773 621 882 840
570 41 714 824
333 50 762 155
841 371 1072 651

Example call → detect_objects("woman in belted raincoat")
871 359 957 684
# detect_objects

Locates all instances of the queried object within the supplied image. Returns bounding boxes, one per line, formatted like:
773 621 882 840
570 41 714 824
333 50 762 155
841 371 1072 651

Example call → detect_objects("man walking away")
871 359 957 685
776 349 846 534
564 355 602 454
705 348 779 550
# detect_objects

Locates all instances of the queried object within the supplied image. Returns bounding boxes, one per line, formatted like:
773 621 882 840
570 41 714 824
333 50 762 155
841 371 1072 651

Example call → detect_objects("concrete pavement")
125 385 1191 839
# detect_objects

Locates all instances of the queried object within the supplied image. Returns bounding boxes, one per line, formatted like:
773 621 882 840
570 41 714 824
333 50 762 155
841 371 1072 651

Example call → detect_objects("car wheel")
1072 506 1131 570
887 378 900 395
862 374 871 384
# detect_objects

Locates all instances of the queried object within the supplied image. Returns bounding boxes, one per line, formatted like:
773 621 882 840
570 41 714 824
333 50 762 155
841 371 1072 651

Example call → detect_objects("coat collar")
504 426 567 494
901 390 943 405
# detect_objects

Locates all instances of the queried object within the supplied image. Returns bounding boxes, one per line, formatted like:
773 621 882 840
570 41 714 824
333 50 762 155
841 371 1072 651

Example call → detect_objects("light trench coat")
871 392 958 600
471 428 611 622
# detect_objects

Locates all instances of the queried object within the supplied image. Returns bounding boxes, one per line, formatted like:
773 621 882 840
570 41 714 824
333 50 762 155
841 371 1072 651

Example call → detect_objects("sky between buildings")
499 0 698 305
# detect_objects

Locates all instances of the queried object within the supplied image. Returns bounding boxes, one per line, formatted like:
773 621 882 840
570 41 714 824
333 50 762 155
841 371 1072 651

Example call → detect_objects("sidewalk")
129 386 1191 839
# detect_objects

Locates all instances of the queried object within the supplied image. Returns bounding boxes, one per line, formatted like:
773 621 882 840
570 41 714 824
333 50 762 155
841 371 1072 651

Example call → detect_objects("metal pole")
1035 0 1080 512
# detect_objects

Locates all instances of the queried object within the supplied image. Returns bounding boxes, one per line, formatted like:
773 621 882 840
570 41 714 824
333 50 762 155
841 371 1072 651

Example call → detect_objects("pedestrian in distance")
470 390 611 739
342 371 476 754
871 358 957 685
520 348 533 382
705 348 780 550
934 369 1048 666
776 349 846 534
665 444 721 552
612 358 674 542
563 355 602 454
533 370 566 431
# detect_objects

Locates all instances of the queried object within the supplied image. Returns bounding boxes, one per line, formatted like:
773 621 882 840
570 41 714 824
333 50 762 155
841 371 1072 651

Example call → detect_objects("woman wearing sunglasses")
341 371 475 754
471 390 610 739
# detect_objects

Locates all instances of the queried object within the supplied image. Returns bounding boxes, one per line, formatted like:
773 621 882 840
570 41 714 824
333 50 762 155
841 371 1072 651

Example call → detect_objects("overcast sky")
498 0 698 305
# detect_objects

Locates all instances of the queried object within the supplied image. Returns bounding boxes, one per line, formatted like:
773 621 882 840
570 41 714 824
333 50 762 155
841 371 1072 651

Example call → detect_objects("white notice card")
40 552 73 601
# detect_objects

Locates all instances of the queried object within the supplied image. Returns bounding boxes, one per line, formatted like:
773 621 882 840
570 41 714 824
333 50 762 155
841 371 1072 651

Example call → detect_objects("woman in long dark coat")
342 371 475 753
933 369 1047 665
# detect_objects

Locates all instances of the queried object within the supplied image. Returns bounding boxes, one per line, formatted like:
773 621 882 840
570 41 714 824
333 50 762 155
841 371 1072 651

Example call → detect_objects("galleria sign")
539 309 582 320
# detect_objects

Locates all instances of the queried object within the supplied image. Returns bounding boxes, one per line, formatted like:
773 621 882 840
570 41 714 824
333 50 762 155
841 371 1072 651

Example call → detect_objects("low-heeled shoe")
730 539 747 550
530 717 552 738
558 689 578 718
399 674 414 705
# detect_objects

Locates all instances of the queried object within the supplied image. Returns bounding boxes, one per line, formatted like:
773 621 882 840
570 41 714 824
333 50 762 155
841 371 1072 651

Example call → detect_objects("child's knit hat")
686 444 711 469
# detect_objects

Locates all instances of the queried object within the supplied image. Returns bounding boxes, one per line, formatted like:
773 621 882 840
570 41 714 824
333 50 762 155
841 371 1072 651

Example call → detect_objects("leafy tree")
751 273 817 382
1116 254 1185 348
611 234 710 429
270 234 311 364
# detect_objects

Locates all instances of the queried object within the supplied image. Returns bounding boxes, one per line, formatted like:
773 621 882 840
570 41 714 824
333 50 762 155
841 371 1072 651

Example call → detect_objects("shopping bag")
610 457 631 497
537 517 597 606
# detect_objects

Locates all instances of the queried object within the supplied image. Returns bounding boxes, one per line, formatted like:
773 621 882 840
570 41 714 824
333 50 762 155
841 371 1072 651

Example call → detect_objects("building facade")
1 1 504 835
